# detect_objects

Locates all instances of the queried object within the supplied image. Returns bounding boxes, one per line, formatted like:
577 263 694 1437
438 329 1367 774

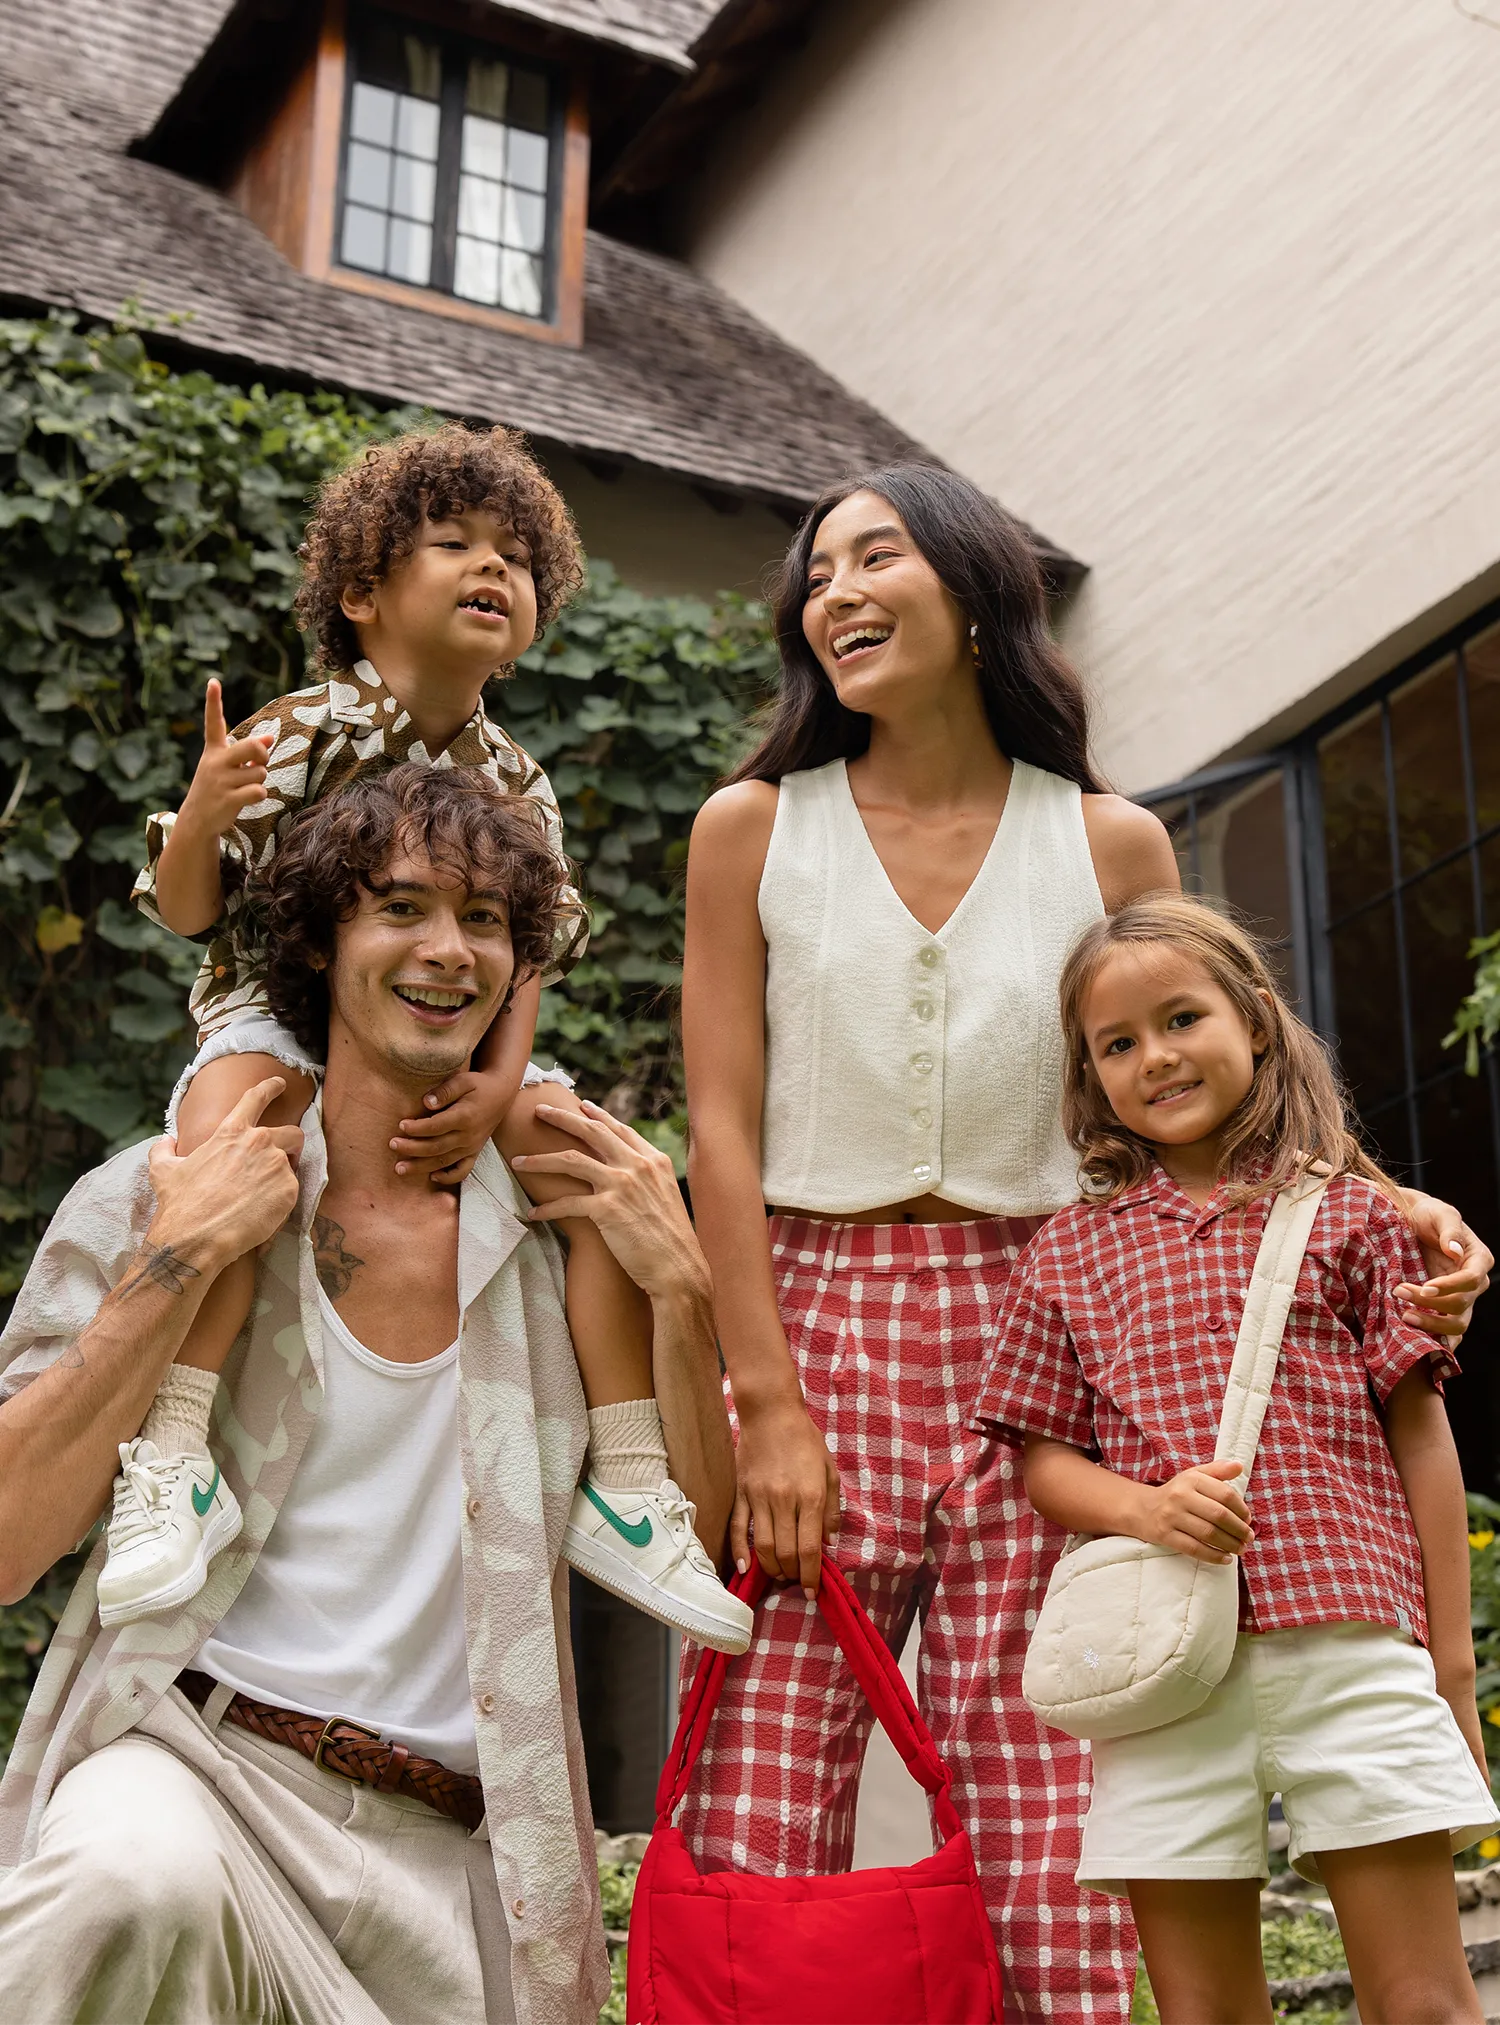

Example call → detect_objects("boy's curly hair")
251 761 566 1055
295 420 584 672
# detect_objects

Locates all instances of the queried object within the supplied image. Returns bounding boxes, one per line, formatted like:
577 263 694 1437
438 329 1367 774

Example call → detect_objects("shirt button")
912 1162 933 1185
918 946 941 968
478 1693 496 1715
512 1897 526 1918
910 1053 934 1074
467 1496 483 1519
914 1000 935 1022
1205 1315 1224 1333
912 1107 933 1128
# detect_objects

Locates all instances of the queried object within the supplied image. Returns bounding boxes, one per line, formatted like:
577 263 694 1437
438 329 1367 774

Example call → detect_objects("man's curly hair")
251 762 567 1055
294 420 585 672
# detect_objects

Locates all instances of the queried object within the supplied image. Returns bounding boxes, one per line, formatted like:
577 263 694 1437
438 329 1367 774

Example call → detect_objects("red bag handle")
654 1560 964 1843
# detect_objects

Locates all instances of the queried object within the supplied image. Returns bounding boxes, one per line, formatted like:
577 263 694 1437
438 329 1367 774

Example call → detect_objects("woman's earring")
969 621 981 669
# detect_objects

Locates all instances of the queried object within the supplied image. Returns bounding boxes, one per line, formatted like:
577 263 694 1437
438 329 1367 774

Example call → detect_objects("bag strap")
1211 1172 1329 1488
654 1559 965 1843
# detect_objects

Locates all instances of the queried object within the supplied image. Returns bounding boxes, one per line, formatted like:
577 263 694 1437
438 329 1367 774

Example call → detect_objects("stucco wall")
682 0 1500 791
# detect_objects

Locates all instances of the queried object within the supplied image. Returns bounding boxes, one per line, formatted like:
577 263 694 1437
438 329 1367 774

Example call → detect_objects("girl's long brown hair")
1059 895 1398 1205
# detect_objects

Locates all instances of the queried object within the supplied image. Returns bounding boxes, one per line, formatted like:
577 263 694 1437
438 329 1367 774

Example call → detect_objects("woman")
678 464 1489 2023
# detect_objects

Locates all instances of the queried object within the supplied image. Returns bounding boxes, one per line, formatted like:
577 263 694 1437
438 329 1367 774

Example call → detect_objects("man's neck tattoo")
116 1238 203 1300
313 1216 365 1300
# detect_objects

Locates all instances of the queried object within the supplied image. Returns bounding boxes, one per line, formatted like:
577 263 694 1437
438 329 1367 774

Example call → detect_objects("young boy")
105 421 752 1654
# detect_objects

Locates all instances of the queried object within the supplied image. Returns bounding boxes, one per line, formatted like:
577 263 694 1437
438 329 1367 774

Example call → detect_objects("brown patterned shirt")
132 661 588 1042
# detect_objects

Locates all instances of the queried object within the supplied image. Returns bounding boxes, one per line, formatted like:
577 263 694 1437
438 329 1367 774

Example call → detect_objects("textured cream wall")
683 0 1500 792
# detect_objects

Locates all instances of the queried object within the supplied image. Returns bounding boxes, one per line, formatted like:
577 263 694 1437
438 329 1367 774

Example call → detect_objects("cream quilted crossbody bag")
1021 1172 1329 1742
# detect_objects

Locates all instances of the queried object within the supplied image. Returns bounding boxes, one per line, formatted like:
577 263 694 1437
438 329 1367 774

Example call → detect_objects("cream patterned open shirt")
132 660 589 1042
0 1105 608 2025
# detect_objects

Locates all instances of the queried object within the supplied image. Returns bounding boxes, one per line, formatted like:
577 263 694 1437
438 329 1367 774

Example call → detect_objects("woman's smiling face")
801 490 971 714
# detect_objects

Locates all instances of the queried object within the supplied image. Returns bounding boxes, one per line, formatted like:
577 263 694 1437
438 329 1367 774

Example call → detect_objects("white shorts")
1078 1621 1498 1893
165 1013 573 1134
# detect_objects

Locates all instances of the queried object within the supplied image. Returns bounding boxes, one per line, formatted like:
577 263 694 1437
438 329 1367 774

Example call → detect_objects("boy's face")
340 507 540 678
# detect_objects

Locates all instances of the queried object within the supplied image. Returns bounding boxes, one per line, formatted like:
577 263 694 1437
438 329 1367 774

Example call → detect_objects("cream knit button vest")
757 758 1103 1218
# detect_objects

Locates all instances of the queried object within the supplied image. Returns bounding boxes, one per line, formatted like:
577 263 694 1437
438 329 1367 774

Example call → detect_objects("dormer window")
340 16 557 321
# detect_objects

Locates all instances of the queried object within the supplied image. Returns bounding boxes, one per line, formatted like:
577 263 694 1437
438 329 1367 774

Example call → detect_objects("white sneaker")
563 1476 754 1654
96 1439 242 1627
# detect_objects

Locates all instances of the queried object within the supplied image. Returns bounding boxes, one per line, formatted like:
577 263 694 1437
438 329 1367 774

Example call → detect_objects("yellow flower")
1480 1837 1500 1860
1471 1531 1495 1550
34 907 84 955
1487 1709 1500 1729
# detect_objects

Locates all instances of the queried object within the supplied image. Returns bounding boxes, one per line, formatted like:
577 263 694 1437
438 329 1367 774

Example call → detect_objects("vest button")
478 1693 496 1715
912 1162 933 1184
910 1053 933 1074
912 1107 933 1128
512 1898 526 1918
914 1000 935 1021
467 1496 483 1519
918 946 940 968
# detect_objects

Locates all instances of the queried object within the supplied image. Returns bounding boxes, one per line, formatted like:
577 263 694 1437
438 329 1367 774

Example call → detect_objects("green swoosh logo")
191 1466 220 1518
582 1482 652 1549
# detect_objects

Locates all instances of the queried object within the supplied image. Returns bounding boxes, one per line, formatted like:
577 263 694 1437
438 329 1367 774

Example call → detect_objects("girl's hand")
1395 1190 1492 1340
1433 1656 1489 1784
732 1399 841 1596
1139 1459 1253 1564
179 681 274 839
391 1067 514 1184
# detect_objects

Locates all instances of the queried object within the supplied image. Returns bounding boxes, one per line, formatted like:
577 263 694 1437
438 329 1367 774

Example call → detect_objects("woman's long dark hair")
730 463 1105 791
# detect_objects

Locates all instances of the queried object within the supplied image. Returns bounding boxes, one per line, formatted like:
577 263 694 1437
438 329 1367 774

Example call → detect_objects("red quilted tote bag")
627 1559 1005 2025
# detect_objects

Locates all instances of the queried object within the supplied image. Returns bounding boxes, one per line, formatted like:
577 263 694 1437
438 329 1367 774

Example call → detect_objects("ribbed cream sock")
138 1364 220 1458
586 1398 670 1493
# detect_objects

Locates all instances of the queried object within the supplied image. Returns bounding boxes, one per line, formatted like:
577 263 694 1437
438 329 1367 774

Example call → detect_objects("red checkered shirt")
976 1165 1454 1641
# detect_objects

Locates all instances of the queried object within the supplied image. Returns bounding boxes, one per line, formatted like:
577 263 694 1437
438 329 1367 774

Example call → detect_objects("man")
0 763 734 2025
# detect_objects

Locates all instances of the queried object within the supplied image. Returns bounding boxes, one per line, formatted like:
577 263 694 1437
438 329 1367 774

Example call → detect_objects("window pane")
387 217 432 286
358 23 439 100
1320 701 1391 921
458 174 502 241
462 114 505 180
1419 1067 1500 1495
454 235 501 305
396 95 440 162
346 139 391 209
1390 656 1467 878
1401 858 1481 1080
500 248 543 317
391 154 436 223
507 127 549 193
508 67 549 132
1359 1091 1412 1180
1464 622 1500 839
504 187 547 253
466 57 509 120
341 203 386 273
1329 899 1407 1111
350 82 396 147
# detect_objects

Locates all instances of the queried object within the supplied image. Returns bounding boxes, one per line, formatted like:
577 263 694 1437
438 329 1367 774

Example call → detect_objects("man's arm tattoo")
115 1238 203 1300
312 1216 364 1300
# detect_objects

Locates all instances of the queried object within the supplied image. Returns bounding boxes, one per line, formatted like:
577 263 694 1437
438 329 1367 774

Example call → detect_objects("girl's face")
1082 943 1268 1156
801 490 971 715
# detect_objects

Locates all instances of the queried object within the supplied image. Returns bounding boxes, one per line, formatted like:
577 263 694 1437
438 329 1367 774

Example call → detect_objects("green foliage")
1445 931 1500 1074
1468 1492 1500 1816
1132 1919 1350 2025
597 1857 637 2025
0 1546 90 1766
0 307 773 1322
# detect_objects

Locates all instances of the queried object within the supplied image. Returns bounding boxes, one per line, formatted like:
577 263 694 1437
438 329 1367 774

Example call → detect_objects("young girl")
979 895 1498 2025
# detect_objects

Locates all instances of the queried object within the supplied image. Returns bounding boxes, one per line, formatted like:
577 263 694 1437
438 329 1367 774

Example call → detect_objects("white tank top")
197 1288 477 1771
757 758 1103 1218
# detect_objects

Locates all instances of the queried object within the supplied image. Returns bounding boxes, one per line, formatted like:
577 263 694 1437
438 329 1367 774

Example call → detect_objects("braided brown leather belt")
177 1669 484 1832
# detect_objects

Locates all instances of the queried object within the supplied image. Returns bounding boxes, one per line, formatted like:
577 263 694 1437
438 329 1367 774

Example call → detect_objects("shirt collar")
336 658 492 764
1106 1156 1272 1231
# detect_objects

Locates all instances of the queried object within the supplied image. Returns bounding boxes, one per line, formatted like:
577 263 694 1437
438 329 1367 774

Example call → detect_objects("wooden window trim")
303 0 588 348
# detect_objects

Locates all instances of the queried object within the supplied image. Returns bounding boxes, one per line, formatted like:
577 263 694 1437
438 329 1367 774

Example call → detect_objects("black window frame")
335 5 568 325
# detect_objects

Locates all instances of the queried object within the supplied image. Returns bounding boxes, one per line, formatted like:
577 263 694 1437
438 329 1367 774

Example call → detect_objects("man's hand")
1137 1460 1253 1565
1396 1190 1493 1340
511 1100 707 1302
732 1398 841 1594
148 1076 303 1274
176 680 274 840
390 1065 514 1185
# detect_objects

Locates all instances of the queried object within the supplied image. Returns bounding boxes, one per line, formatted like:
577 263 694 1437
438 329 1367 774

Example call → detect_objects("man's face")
341 508 540 677
325 840 515 1082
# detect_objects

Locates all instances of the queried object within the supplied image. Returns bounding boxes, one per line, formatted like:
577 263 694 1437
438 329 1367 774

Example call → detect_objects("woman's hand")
1434 1654 1488 1784
732 1399 841 1596
1396 1191 1493 1340
1138 1460 1253 1565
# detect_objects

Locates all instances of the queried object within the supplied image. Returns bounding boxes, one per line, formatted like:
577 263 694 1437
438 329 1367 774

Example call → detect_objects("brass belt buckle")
314 1713 382 1778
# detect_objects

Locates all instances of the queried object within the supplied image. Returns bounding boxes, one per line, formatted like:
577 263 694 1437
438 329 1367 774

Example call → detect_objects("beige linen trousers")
0 1686 515 2024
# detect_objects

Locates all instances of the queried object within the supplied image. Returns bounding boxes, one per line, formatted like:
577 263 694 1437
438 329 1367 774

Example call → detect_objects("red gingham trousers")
677 1217 1135 2023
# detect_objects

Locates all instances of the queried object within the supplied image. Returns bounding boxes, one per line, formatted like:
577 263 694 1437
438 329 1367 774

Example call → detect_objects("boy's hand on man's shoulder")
177 678 275 841
391 1068 512 1184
